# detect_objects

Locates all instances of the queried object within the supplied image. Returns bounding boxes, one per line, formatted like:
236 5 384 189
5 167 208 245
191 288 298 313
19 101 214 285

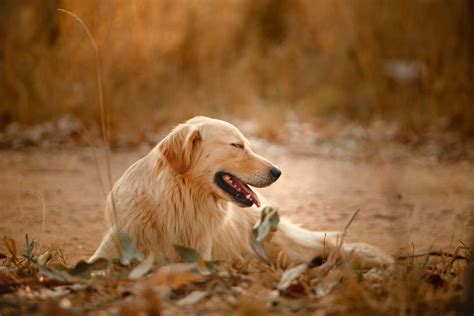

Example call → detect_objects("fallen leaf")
314 268 342 298
152 263 204 288
251 207 280 262
68 258 109 278
174 245 200 263
121 233 145 266
251 241 269 263
129 254 155 280
3 237 17 260
46 258 108 280
38 250 53 266
284 283 307 297
253 207 279 242
277 263 308 291
204 260 222 273
177 290 208 306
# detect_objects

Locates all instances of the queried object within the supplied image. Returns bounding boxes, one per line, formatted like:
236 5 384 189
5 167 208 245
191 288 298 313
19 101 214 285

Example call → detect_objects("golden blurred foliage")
0 0 473 136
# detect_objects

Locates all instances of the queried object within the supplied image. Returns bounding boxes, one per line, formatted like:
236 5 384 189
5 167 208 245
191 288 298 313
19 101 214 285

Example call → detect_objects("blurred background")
0 2 473 312
0 0 473 148
0 0 473 277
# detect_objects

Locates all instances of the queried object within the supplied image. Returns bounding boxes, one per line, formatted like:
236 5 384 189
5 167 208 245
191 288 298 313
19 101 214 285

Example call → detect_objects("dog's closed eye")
230 143 244 149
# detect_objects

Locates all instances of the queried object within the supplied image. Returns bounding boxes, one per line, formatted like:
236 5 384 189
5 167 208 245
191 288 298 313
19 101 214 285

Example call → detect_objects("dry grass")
0 230 471 315
0 0 473 139
0 210 472 315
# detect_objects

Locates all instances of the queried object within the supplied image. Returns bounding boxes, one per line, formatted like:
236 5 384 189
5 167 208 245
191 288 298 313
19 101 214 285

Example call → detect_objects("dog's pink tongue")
252 194 261 207
232 176 260 207
241 183 261 207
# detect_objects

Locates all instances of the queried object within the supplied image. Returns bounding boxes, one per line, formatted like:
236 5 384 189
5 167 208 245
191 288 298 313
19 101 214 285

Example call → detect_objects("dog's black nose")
270 166 281 180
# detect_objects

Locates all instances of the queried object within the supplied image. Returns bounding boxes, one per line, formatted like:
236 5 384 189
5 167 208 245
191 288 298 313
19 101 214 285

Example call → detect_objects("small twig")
342 209 359 241
339 208 360 248
397 251 468 262
323 233 326 257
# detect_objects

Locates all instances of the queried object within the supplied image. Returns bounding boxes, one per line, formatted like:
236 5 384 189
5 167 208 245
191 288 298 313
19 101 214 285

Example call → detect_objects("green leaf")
68 258 109 278
250 241 269 262
251 207 280 263
253 207 280 242
174 245 200 263
48 263 70 272
277 263 308 290
48 258 109 279
129 254 155 280
120 233 144 266
255 220 270 242
24 233 36 259
35 264 70 282
204 260 222 273
268 209 280 231
37 250 53 265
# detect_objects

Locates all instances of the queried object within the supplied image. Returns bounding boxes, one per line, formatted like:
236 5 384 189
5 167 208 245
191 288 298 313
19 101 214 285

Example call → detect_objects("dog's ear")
159 124 202 174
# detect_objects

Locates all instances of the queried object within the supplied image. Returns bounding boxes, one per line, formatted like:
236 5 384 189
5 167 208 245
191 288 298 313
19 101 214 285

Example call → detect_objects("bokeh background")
0 3 473 312
1 0 473 143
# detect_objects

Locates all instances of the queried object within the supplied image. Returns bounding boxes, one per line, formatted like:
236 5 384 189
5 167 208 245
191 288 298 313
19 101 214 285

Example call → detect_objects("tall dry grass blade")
57 8 120 256
334 208 360 265
311 209 361 279
25 188 46 253
341 208 360 243
57 8 112 190
76 119 107 196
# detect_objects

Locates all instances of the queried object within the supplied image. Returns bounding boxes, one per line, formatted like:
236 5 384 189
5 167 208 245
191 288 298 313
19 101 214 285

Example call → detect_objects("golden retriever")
90 116 393 266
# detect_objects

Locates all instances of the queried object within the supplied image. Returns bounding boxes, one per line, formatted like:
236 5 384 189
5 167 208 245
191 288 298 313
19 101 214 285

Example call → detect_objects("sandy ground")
0 142 473 263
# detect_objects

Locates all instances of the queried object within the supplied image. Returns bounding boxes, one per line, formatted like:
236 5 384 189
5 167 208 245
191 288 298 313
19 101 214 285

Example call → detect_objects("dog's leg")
89 227 120 262
213 206 393 267
340 242 394 266
267 219 394 267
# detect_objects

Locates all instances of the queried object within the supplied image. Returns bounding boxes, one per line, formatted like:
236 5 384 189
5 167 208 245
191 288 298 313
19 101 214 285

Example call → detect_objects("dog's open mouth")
214 172 261 207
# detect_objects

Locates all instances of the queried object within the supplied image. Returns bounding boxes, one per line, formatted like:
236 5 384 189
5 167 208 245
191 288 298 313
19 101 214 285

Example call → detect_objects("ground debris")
0 235 471 315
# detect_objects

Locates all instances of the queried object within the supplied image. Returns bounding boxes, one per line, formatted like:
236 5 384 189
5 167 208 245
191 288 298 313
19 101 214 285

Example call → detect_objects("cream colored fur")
90 116 393 267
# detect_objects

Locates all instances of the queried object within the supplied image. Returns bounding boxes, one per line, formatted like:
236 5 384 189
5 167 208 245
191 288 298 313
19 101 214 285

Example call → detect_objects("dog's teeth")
245 194 251 200
223 175 230 181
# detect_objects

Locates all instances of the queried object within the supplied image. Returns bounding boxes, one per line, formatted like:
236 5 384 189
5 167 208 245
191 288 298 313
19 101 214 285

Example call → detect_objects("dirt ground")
0 140 473 263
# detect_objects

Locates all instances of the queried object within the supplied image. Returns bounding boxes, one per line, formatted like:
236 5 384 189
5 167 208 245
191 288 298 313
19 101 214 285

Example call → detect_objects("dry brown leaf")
277 263 308 291
151 264 204 288
177 290 208 306
3 237 17 260
129 254 155 280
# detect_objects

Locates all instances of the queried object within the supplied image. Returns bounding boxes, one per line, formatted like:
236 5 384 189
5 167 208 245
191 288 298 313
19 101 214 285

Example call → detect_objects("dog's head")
158 116 281 207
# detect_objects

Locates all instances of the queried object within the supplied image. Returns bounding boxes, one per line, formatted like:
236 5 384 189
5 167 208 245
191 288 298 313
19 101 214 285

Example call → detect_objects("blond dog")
90 116 393 266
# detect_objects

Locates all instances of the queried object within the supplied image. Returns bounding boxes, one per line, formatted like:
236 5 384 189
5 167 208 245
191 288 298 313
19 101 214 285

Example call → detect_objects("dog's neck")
168 173 227 215
109 151 231 256
143 162 230 251
142 153 229 223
